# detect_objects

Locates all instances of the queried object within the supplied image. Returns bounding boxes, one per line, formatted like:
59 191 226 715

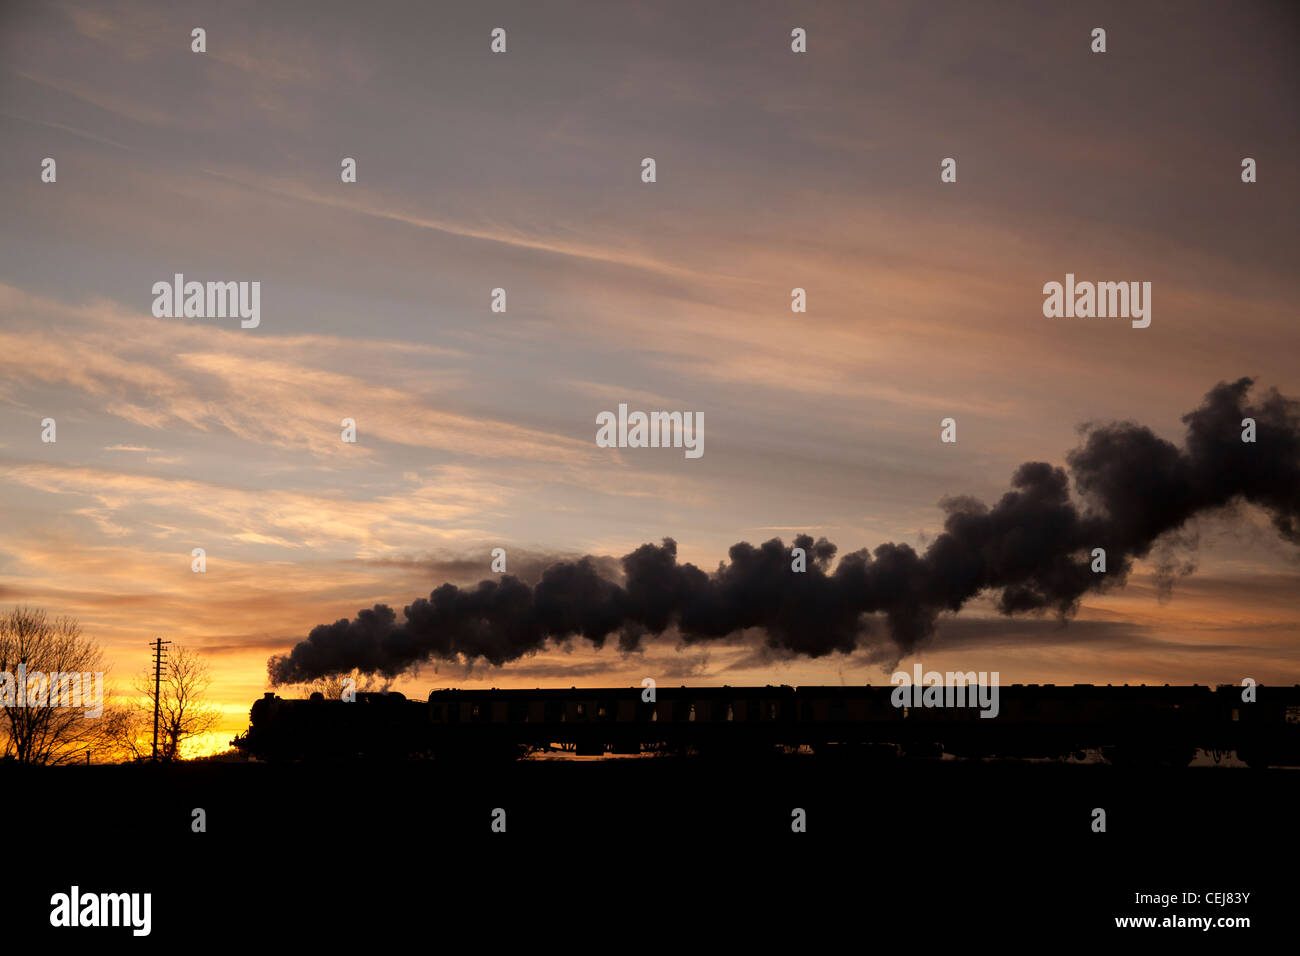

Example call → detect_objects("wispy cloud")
0 285 598 464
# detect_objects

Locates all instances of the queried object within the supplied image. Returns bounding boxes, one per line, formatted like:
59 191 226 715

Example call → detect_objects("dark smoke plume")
268 378 1300 684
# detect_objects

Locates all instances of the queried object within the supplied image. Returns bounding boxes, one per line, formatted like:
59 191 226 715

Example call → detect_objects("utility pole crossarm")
150 638 172 762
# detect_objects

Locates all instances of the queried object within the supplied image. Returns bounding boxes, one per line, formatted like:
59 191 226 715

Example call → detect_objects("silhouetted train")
235 683 1300 767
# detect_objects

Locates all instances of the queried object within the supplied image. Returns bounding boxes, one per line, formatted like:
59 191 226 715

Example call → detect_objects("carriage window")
747 700 760 721
431 704 443 721
689 704 696 722
508 700 528 722
576 702 586 719
767 703 777 720
545 700 563 722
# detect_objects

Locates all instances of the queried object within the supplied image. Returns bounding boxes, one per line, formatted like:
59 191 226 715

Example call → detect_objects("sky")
1 0 1298 754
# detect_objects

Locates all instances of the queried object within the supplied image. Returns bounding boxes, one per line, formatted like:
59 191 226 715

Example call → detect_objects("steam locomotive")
235 683 1300 767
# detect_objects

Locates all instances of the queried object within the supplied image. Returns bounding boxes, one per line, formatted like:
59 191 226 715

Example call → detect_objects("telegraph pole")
150 638 171 761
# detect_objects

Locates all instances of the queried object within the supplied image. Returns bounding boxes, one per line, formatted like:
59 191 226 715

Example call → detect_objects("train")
233 683 1300 767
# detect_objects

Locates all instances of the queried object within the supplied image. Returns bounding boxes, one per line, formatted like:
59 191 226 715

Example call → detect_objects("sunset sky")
2 1 1298 754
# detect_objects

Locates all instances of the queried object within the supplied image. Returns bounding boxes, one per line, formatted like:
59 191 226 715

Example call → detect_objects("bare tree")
295 669 377 700
0 607 109 765
108 644 221 761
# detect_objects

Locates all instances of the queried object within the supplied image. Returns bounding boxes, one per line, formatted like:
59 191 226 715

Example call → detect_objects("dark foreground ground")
8 756 1294 944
